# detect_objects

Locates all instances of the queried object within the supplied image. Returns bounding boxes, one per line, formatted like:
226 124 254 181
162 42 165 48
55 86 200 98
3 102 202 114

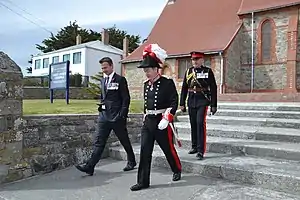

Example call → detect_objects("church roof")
238 0 300 14
122 0 300 63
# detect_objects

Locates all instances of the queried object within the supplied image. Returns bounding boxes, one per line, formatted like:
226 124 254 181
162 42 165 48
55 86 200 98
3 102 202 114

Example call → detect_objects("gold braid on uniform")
186 68 195 83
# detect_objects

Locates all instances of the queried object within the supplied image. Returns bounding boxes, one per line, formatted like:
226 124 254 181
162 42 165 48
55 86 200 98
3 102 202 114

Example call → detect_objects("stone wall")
124 56 222 100
23 87 95 99
225 26 248 92
124 58 179 100
2 114 143 183
0 52 24 183
297 8 300 89
0 52 144 183
228 10 290 92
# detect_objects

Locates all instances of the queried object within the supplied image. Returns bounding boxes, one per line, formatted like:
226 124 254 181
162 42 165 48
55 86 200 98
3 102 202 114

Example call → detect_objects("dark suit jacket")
99 73 130 122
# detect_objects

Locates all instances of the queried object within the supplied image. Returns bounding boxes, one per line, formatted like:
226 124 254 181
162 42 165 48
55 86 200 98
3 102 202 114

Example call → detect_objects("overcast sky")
0 0 166 74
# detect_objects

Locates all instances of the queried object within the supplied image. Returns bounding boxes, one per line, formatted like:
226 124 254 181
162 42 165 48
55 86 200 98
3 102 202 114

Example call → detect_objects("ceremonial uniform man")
179 51 217 160
75 57 136 175
130 44 182 191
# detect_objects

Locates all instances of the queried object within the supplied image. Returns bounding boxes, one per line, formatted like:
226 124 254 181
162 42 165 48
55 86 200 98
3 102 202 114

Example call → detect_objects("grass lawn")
23 99 143 115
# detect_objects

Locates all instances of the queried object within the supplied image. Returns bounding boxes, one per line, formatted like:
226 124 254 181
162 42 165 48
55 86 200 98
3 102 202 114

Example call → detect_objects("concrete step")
109 144 300 195
217 102 300 111
177 134 300 161
214 109 300 119
177 115 300 129
0 165 9 184
175 122 300 143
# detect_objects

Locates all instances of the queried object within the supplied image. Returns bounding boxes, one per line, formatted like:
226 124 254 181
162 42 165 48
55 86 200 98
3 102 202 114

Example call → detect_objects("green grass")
23 99 143 115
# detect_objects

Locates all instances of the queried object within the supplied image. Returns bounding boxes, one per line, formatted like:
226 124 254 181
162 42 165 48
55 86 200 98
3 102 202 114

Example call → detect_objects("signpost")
49 61 70 104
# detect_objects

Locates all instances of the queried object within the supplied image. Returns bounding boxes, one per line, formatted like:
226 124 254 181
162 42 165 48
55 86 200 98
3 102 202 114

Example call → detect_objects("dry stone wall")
0 52 143 183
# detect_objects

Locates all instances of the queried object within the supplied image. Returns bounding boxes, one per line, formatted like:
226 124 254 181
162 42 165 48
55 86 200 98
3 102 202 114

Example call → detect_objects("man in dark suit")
75 57 136 175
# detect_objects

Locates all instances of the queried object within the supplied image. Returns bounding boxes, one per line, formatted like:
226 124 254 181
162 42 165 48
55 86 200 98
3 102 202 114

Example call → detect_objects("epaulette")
143 79 149 84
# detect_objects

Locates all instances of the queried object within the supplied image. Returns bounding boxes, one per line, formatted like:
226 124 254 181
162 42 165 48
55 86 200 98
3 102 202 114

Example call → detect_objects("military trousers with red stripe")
188 106 208 154
137 115 182 186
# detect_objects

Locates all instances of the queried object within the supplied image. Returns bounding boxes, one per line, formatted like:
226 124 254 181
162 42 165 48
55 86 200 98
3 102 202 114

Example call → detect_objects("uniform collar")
104 71 115 79
148 74 161 85
193 65 204 69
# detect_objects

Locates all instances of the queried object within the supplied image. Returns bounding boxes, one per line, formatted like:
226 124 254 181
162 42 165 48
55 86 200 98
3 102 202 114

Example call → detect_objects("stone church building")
121 0 300 101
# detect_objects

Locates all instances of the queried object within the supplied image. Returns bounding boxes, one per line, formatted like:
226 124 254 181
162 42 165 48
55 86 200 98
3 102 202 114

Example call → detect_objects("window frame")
73 52 82 64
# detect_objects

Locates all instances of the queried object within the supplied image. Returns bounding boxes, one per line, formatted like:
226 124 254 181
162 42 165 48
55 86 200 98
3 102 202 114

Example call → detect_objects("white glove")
158 118 169 130
143 114 146 122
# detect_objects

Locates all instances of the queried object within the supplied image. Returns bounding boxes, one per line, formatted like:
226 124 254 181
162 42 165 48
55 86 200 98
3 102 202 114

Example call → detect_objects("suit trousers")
188 106 208 154
137 115 182 186
86 117 135 168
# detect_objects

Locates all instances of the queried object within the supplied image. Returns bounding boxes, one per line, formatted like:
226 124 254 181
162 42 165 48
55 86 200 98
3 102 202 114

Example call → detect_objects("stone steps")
109 144 300 195
216 102 300 111
177 133 300 161
110 102 300 194
177 115 300 129
175 122 300 143
214 109 300 119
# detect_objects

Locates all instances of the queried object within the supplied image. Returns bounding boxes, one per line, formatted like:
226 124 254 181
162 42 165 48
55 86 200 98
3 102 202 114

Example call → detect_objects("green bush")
74 73 82 87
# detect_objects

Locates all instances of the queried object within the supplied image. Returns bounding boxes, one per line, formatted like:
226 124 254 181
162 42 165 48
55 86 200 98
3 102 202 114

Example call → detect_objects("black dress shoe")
130 183 149 191
196 153 204 160
188 148 197 154
172 172 181 181
75 165 94 176
123 161 137 171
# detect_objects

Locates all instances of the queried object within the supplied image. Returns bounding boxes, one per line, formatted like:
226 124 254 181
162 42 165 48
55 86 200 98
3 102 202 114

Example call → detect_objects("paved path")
0 159 298 200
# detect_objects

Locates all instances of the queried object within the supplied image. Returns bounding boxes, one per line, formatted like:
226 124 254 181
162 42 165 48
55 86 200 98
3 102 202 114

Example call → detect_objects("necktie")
104 77 108 90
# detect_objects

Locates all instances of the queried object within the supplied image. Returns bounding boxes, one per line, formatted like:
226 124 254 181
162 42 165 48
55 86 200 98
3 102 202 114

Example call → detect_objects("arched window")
261 20 272 62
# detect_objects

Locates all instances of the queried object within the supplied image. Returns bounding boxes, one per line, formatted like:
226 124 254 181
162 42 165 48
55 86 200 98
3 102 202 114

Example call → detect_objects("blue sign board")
48 61 70 104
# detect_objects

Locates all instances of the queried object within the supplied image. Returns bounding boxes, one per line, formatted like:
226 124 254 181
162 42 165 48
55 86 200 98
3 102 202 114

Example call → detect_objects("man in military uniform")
75 57 136 175
130 44 182 191
179 51 217 160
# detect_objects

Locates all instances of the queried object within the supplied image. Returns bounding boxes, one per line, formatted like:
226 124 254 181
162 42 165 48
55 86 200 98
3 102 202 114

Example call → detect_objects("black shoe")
75 165 94 176
196 153 204 160
130 183 149 191
188 148 197 154
123 161 137 171
172 172 181 181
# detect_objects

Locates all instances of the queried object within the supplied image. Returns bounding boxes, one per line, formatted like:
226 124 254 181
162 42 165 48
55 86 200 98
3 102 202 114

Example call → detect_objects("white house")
31 31 128 80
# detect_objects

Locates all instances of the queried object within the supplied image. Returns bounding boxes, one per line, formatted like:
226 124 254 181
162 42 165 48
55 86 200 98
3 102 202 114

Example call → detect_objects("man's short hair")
99 57 113 65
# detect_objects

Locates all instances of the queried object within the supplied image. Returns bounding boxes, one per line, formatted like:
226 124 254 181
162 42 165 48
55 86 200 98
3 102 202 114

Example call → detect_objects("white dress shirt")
103 71 115 85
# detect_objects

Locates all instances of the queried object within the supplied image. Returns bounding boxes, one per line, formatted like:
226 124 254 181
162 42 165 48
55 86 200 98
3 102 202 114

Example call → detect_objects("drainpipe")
219 51 224 94
251 12 254 93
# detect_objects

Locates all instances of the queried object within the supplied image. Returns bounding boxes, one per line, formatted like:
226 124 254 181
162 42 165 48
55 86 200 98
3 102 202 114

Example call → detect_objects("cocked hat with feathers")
137 44 168 68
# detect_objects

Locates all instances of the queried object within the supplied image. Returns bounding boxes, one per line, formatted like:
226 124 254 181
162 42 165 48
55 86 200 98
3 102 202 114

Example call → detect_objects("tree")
106 25 141 52
36 21 141 53
85 72 103 98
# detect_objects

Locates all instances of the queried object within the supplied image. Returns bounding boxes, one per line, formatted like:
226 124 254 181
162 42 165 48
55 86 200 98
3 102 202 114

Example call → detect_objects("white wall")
31 48 86 76
85 48 122 78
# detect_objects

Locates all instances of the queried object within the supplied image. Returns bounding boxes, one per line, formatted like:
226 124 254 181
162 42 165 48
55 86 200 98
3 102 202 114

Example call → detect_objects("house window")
34 59 41 69
177 58 191 79
52 56 59 63
73 52 81 64
63 54 70 62
261 20 272 62
43 58 49 68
